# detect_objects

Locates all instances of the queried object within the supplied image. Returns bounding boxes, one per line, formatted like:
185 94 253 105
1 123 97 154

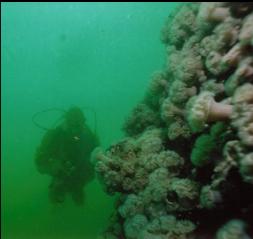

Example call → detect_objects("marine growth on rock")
93 3 253 239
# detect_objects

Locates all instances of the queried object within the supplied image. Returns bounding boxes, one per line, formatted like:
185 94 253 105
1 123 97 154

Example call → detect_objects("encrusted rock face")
94 3 253 239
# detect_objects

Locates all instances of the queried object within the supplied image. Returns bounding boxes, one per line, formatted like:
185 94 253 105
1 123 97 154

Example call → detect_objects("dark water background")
1 3 181 238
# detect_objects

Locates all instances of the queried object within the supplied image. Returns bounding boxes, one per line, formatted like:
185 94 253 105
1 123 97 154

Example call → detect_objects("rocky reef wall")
94 3 253 239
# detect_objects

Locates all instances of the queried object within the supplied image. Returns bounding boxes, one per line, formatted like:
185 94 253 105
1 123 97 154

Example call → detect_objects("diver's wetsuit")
35 123 99 205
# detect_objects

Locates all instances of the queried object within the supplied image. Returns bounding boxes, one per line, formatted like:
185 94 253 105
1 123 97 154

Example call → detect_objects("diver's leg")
49 177 66 204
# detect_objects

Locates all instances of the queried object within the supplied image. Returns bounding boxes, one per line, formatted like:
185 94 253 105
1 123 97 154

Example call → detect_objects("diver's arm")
76 126 100 181
35 149 53 174
84 125 100 149
35 129 62 175
92 133 100 149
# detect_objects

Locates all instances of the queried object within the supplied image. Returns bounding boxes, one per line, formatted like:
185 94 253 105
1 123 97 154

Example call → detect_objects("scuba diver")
34 106 99 205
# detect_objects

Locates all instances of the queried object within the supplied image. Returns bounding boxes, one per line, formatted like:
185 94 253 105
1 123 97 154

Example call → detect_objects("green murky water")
2 3 181 239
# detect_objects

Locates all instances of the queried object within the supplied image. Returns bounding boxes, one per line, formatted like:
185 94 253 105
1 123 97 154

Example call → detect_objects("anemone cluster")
94 3 253 238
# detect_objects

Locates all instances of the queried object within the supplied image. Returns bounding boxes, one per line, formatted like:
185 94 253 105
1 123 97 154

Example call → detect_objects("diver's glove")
46 158 66 176
61 161 76 176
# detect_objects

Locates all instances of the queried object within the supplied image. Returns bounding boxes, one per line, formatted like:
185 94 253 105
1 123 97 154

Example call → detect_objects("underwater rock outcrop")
93 3 253 238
